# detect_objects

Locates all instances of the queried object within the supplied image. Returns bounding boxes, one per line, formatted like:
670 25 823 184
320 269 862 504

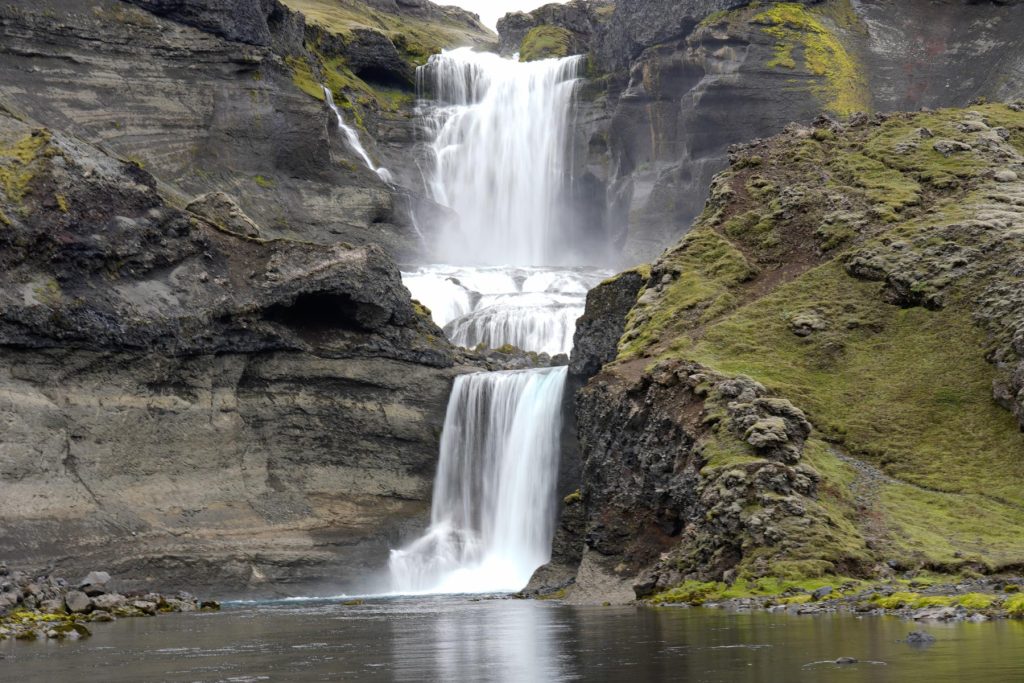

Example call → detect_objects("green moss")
0 129 50 204
563 490 582 505
519 26 574 62
33 277 62 307
767 42 797 69
880 485 1024 571
651 576 863 605
909 595 954 608
684 261 1024 505
958 593 996 610
281 0 491 67
253 174 275 188
55 193 69 213
871 591 919 609
618 228 755 359
753 2 870 115
1006 594 1024 617
830 152 920 220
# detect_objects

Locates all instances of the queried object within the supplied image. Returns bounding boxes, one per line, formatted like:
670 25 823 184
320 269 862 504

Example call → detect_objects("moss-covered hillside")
593 103 1024 590
281 0 493 116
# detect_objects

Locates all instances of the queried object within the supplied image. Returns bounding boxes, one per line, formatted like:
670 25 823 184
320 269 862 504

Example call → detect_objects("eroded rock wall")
0 0 424 260
503 0 1024 265
0 106 461 595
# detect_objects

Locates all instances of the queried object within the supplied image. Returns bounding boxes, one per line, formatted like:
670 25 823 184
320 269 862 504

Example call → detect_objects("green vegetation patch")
753 2 870 115
618 228 755 359
519 26 574 62
281 0 492 66
0 129 50 204
651 576 863 605
687 262 1024 504
879 484 1024 571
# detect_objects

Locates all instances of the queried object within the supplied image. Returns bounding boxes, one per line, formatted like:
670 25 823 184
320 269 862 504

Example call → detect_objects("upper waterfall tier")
416 49 584 267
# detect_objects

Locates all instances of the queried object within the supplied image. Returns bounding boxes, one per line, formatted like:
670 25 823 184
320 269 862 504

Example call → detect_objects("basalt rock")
0 0 442 262
0 107 464 594
500 0 1024 264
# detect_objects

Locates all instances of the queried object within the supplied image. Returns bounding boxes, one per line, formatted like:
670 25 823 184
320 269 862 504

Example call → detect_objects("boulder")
132 600 158 615
78 571 112 597
64 590 92 614
933 139 973 156
186 192 263 239
91 593 127 611
39 599 65 614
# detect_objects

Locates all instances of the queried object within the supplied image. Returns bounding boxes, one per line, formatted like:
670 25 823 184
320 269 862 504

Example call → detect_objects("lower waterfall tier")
389 366 568 594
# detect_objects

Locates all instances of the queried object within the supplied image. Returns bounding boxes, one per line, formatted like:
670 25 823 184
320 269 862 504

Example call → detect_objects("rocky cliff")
0 0 491 262
501 0 1024 264
0 0 495 595
552 101 1024 603
0 104 472 594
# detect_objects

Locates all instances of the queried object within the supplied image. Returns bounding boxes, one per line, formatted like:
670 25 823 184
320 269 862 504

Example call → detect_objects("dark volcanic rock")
497 0 611 57
0 108 463 594
569 269 647 379
124 0 303 49
0 0 423 261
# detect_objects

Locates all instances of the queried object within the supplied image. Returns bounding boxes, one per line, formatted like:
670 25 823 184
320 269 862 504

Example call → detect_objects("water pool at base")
3 597 1023 682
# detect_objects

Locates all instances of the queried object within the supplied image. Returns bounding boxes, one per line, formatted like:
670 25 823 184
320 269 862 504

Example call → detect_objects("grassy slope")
616 103 1024 575
283 0 493 64
280 0 493 114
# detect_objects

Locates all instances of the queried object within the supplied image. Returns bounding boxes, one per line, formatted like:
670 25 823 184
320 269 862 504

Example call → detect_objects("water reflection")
3 597 1024 682
390 600 567 682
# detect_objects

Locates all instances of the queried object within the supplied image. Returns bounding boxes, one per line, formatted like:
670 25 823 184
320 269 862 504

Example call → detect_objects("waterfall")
416 49 584 266
323 86 394 184
389 49 594 595
389 367 567 594
401 265 606 356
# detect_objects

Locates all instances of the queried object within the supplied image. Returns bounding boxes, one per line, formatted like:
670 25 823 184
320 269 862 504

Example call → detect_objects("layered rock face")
555 102 1024 603
0 0 497 594
501 0 1024 264
0 0 490 262
0 103 462 595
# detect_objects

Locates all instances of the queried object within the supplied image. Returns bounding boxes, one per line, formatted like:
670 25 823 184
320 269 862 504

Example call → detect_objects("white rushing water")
389 367 567 594
402 265 608 356
324 86 394 184
417 49 584 266
389 49 593 595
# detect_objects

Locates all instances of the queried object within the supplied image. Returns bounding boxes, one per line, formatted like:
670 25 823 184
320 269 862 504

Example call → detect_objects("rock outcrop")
0 104 465 595
500 0 1024 264
561 103 1024 602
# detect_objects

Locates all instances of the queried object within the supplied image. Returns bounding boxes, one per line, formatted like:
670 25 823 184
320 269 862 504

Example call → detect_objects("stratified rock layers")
0 105 459 595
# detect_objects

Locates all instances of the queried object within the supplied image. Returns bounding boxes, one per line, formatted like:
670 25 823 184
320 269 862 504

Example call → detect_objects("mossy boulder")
519 26 575 62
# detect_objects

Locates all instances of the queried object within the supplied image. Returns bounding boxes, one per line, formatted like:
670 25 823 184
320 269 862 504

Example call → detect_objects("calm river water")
2 596 1022 682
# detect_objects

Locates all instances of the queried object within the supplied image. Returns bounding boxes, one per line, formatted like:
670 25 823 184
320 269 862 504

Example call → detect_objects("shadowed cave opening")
265 291 387 333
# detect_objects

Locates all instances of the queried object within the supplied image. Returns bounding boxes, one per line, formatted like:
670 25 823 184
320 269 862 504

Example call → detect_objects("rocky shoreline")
647 576 1024 623
0 565 219 641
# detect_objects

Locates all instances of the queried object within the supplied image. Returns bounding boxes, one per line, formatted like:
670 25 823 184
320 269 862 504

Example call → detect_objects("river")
3 597 1023 681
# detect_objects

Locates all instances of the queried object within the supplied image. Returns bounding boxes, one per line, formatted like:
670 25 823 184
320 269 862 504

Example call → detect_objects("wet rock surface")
0 565 218 641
